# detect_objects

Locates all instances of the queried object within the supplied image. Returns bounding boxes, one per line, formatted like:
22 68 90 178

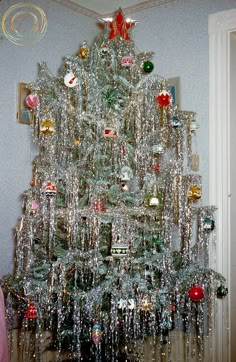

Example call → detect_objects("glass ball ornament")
217 285 228 298
143 60 154 73
188 285 204 301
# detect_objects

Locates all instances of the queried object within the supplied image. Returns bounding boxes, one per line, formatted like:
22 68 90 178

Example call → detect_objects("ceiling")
52 0 175 18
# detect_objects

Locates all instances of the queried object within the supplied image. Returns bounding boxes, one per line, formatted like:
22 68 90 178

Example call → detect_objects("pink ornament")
93 200 106 212
121 56 134 68
31 201 39 211
157 90 171 107
25 94 39 108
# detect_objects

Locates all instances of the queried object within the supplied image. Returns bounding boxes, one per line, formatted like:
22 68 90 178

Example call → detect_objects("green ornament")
103 88 117 107
143 60 154 73
217 285 228 298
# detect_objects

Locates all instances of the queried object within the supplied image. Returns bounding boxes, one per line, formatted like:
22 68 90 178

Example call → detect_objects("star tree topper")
102 9 136 40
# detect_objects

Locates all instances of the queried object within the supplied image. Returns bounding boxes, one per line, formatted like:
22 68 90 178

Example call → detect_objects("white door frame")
209 8 236 362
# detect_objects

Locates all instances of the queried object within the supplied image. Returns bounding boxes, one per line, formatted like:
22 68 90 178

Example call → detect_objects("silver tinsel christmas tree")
2 9 228 362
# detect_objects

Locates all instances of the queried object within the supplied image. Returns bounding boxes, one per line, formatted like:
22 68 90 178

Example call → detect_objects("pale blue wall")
1 0 236 277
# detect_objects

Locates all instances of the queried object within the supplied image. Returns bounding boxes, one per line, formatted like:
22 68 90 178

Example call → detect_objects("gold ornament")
187 185 202 201
140 297 153 311
40 119 55 136
77 41 89 59
74 139 80 145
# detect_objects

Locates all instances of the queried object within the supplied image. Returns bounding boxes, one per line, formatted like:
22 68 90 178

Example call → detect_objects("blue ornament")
172 116 181 128
203 217 215 231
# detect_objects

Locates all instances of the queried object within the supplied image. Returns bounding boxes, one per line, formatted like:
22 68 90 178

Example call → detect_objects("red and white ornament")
45 182 57 197
25 94 39 108
64 72 78 88
103 127 117 138
157 90 172 107
121 56 134 68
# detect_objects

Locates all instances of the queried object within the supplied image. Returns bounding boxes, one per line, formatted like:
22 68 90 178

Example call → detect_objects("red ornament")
108 9 135 40
93 200 106 212
188 285 204 302
153 163 160 173
157 90 171 107
30 179 35 187
24 302 38 319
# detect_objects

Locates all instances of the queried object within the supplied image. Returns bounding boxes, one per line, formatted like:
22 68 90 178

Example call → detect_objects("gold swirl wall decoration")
2 3 47 46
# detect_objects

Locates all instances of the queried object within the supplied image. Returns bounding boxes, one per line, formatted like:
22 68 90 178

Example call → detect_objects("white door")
209 8 236 362
230 31 236 361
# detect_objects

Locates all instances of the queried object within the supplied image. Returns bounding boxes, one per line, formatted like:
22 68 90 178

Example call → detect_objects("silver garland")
2 18 227 362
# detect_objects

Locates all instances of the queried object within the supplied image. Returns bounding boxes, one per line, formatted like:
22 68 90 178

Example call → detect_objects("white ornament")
149 197 159 206
118 299 127 309
120 166 133 181
190 120 199 131
128 299 135 310
111 243 128 258
152 144 164 154
64 72 78 88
